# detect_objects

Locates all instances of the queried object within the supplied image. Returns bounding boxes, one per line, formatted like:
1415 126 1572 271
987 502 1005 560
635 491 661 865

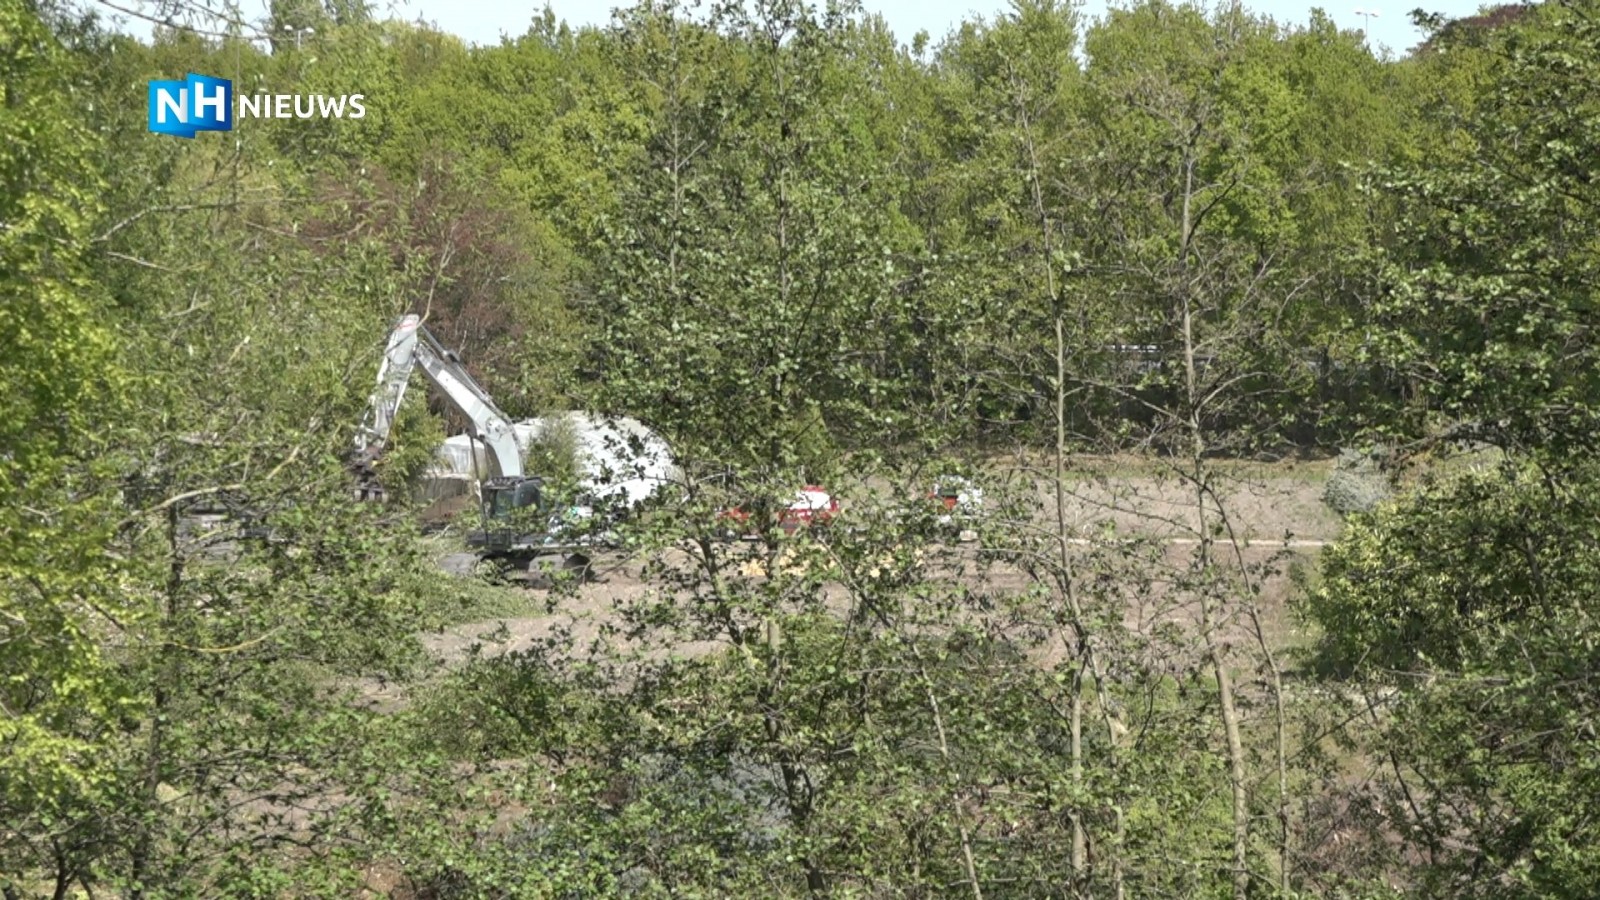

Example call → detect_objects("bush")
1322 447 1390 516
527 412 584 498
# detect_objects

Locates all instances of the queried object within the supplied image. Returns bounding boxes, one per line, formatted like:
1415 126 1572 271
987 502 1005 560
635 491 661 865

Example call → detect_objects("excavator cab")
483 476 544 521
472 475 552 561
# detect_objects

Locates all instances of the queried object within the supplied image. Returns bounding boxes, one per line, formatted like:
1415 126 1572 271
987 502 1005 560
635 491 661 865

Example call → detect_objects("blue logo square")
148 73 233 137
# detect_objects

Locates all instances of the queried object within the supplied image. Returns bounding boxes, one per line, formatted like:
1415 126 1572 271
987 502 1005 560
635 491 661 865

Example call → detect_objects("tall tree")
1307 1 1600 894
0 3 129 891
593 0 919 470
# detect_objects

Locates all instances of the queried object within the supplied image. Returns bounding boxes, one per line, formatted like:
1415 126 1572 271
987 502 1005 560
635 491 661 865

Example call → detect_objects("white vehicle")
717 484 840 538
929 476 983 542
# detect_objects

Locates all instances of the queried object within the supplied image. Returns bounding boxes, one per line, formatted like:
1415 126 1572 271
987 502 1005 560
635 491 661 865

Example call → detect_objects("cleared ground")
416 460 1340 669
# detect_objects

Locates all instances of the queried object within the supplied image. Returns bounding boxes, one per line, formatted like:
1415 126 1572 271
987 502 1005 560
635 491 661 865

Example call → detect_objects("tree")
592 0 920 470
1 11 494 893
1308 462 1600 896
1306 0 1600 893
1361 0 1600 460
0 3 128 891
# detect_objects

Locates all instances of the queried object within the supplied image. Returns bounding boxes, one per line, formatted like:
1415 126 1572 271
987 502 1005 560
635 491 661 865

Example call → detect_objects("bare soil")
417 462 1336 671
1040 465 1340 541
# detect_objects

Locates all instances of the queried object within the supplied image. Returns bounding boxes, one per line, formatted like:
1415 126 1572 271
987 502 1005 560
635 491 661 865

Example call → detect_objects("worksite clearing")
412 459 1341 674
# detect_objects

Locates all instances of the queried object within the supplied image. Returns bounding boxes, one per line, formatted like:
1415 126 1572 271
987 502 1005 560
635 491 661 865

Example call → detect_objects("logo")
147 73 367 137
148 73 232 138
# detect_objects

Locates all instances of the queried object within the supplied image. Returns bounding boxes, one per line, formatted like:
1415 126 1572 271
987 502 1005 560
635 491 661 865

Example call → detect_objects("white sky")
96 0 1491 59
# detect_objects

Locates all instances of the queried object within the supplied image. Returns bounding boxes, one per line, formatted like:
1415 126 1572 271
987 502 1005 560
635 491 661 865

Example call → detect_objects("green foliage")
1364 0 1600 457
0 0 131 880
14 0 1599 893
1310 461 1600 676
591 0 922 469
525 411 584 495
373 385 449 500
0 7 499 891
1306 462 1600 894
1305 9 1600 890
0 0 115 460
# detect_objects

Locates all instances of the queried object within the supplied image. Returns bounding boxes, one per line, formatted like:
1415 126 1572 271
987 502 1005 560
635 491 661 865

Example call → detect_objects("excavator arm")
355 314 677 567
356 314 524 480
354 314 549 559
353 315 418 462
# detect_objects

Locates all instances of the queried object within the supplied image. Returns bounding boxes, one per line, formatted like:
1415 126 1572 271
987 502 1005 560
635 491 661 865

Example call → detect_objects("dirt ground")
1042 461 1341 541
416 461 1337 672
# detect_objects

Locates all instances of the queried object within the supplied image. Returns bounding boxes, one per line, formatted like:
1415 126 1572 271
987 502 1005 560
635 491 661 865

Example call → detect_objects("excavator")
351 313 561 567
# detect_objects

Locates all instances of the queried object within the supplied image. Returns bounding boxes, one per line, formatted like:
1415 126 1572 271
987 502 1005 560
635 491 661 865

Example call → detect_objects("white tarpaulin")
430 412 678 508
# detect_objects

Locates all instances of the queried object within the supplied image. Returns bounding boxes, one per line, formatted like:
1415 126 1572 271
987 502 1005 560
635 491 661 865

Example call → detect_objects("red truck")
718 485 839 538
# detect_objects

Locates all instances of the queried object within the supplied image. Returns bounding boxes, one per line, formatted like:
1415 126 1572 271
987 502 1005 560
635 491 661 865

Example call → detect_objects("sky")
98 0 1494 59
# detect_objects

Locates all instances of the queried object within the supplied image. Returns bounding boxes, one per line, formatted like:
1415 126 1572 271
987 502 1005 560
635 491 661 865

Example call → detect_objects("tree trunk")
1180 156 1250 900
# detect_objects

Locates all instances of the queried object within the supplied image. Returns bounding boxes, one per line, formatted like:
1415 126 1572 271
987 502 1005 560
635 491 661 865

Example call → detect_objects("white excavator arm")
355 314 678 562
356 314 524 480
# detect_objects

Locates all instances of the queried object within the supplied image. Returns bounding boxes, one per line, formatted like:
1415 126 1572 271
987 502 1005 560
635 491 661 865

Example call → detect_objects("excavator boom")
356 314 679 569
355 314 548 560
357 314 524 480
